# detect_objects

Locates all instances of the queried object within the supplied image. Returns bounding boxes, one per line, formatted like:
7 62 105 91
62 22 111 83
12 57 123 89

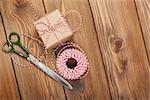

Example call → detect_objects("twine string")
10 33 48 67
10 10 82 69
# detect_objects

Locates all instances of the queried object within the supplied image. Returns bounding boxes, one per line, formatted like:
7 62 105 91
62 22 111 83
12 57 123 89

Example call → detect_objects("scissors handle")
1 32 30 58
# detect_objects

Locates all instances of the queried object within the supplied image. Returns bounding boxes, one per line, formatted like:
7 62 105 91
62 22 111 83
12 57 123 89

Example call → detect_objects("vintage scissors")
1 32 73 90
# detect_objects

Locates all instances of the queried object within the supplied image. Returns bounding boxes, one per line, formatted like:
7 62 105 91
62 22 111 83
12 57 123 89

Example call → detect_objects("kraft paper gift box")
34 9 73 49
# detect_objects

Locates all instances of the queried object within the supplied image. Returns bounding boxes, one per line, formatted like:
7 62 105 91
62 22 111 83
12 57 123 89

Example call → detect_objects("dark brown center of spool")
66 58 77 69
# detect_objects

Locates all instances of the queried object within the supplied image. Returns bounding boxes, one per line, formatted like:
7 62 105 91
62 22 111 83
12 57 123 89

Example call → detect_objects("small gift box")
34 9 73 49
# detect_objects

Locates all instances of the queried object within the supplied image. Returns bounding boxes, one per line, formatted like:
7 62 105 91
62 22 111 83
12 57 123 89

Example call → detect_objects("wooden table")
0 0 149 99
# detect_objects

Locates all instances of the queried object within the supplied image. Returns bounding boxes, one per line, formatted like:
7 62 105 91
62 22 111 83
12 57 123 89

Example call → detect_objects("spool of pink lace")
56 44 89 80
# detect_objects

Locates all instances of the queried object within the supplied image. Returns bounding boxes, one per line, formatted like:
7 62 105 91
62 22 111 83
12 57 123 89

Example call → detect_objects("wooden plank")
43 0 111 99
135 0 150 62
0 0 66 99
134 1 150 98
89 0 150 99
0 14 20 99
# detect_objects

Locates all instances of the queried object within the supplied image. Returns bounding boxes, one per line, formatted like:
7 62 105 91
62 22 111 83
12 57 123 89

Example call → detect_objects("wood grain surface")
135 0 150 62
0 0 149 100
0 12 20 100
0 0 66 99
89 0 149 99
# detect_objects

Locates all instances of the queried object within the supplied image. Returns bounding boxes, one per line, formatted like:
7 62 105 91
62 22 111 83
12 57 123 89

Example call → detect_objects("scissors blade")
27 54 73 90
